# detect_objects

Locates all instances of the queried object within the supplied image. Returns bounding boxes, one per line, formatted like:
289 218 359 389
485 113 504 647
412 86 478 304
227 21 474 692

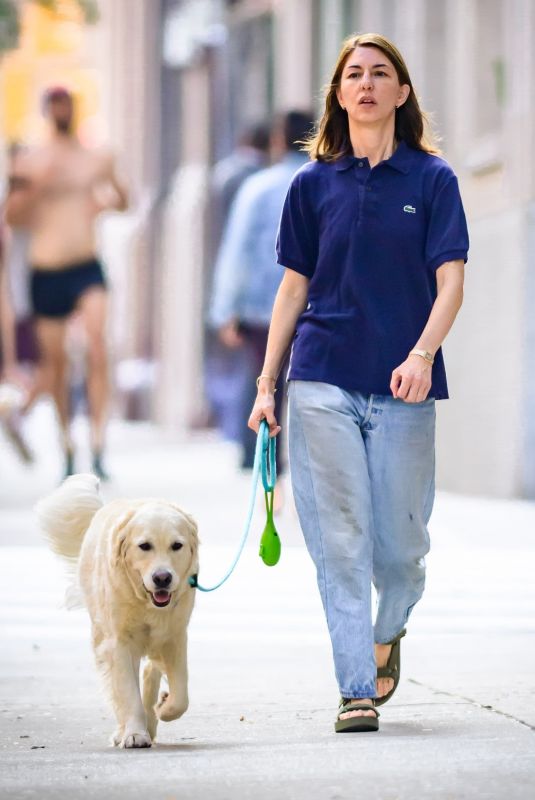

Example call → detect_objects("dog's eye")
138 542 152 551
171 542 183 551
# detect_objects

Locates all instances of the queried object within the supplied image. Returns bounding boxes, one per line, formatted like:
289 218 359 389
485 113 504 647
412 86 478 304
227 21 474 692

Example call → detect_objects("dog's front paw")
120 731 152 749
110 727 124 747
156 690 188 722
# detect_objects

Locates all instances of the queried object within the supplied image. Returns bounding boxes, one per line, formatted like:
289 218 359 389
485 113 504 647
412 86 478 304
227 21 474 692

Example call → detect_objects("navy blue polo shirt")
276 140 469 399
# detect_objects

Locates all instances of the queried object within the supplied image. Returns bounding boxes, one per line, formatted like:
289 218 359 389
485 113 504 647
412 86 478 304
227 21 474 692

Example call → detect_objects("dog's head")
112 502 198 608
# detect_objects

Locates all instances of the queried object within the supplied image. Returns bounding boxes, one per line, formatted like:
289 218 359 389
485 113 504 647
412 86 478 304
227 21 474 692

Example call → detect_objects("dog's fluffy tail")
36 473 103 561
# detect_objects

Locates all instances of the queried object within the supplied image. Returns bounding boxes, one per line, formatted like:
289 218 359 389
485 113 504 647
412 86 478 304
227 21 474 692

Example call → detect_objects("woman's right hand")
248 383 281 438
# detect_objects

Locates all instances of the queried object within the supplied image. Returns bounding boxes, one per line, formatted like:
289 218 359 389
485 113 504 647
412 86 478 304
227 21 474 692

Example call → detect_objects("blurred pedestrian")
209 122 270 265
2 144 38 390
249 33 468 732
4 87 128 479
0 220 33 462
209 110 313 478
0 222 17 381
204 123 270 440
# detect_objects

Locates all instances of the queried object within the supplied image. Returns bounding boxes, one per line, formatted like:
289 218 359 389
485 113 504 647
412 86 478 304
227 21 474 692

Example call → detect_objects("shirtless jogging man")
5 87 128 479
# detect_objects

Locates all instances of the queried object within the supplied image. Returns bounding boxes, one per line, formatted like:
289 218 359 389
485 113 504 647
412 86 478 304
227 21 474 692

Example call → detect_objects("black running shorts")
30 258 107 318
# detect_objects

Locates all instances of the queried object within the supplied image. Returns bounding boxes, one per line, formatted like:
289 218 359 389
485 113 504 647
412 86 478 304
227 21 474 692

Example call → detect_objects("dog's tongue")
154 590 170 603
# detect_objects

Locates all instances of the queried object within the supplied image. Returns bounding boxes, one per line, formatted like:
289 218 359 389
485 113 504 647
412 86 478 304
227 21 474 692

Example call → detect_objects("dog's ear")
170 505 199 566
183 511 200 575
182 511 199 544
109 509 137 569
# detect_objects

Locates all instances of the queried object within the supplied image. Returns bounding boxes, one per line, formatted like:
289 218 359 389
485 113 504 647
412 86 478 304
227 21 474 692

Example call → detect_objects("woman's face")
336 46 410 126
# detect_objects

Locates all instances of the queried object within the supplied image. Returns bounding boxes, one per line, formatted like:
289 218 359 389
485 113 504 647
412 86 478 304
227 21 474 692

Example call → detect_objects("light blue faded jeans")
288 380 436 699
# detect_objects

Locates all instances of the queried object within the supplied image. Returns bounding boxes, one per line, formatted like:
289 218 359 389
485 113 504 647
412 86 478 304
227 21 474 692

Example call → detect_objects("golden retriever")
36 473 199 749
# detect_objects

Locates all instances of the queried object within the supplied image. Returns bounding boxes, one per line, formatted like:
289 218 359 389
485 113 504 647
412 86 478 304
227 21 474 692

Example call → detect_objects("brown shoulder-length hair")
305 32 440 161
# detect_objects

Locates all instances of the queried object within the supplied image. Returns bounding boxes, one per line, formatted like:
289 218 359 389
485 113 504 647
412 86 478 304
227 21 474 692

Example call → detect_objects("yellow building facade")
1 0 103 147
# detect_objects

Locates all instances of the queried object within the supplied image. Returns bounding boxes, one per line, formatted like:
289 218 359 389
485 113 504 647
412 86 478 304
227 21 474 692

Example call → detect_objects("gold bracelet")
256 374 277 392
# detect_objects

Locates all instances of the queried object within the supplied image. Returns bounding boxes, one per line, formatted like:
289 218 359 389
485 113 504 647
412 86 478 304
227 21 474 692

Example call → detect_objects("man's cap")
43 86 73 105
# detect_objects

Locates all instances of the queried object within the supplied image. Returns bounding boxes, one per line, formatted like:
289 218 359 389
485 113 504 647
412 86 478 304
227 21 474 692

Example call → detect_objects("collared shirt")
209 152 308 329
276 140 469 398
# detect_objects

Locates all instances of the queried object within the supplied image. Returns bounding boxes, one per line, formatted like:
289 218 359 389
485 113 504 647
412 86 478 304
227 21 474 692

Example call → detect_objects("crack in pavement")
408 678 535 731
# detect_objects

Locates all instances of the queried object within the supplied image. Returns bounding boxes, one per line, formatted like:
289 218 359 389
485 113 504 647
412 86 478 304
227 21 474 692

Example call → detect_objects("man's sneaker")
63 449 75 479
92 451 110 482
1 410 33 463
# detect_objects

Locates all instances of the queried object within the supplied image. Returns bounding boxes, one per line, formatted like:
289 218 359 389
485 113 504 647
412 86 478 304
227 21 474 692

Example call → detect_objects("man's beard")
54 119 72 134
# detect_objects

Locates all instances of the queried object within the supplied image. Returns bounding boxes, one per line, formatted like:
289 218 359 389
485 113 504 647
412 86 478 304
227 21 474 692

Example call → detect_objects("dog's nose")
152 570 172 588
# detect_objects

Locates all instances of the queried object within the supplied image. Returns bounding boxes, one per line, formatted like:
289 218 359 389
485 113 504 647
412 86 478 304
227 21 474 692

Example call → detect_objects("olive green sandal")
335 700 380 733
375 628 407 707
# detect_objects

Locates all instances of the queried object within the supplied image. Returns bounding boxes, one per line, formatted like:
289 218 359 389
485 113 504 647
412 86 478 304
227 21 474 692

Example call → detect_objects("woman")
248 32 469 734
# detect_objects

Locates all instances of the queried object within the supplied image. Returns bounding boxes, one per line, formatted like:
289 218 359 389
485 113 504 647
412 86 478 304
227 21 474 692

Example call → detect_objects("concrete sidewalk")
1 408 534 799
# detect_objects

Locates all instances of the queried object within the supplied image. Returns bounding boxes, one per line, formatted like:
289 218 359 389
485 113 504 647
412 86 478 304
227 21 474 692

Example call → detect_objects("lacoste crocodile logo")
403 204 416 214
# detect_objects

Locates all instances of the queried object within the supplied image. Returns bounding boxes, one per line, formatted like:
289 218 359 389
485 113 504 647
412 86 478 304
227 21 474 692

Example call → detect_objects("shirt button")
358 161 364 167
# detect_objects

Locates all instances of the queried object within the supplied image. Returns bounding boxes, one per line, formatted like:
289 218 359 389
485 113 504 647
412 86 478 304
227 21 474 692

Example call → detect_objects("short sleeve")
425 175 469 271
276 172 318 278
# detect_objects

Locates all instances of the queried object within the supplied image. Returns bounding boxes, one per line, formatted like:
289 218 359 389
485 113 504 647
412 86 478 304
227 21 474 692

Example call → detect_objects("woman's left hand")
390 355 432 403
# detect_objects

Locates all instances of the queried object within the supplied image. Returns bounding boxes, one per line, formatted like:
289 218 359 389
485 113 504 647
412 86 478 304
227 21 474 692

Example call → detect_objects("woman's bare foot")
375 643 394 698
339 698 376 720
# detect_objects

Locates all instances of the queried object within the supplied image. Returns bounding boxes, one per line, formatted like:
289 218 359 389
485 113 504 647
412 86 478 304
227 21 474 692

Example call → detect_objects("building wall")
92 0 164 418
94 0 162 355
430 0 534 497
155 60 212 430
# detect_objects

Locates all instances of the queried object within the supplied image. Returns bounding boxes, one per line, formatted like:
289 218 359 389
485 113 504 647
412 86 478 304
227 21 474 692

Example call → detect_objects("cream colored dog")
36 473 199 749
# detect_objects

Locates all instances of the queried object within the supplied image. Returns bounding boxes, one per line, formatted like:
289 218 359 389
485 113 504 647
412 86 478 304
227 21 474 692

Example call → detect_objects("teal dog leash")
188 419 281 592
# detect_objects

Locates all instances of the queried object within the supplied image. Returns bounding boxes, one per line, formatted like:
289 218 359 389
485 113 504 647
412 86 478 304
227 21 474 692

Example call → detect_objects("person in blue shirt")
249 33 469 733
209 111 313 474
204 123 270 441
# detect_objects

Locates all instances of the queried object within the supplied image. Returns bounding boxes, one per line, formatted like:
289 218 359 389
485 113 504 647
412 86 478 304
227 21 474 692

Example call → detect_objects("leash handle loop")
260 421 277 492
189 419 275 593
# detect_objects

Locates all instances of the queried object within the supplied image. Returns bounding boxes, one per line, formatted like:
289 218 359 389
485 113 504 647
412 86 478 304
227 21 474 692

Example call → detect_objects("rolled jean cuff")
340 684 376 700
374 626 406 645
